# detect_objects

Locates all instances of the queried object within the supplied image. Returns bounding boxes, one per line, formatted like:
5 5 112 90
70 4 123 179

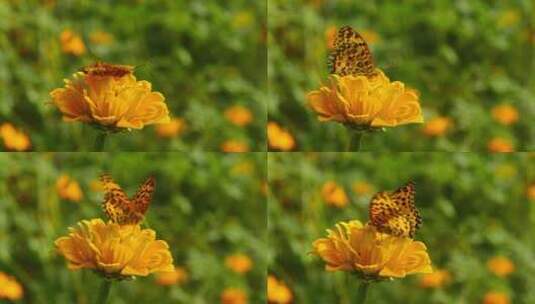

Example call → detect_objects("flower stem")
95 280 112 304
346 131 363 152
355 281 370 304
94 132 107 151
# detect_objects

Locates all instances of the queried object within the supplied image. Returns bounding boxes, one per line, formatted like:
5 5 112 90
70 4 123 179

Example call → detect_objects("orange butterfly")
328 26 377 77
100 174 155 225
368 181 421 238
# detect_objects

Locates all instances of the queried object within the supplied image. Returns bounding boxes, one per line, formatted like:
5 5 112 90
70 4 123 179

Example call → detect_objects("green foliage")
268 152 535 303
0 152 266 303
0 0 266 151
268 0 535 151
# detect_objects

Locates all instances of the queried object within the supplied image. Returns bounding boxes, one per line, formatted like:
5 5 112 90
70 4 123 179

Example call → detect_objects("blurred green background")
268 152 535 303
0 152 266 303
268 0 535 151
0 0 266 151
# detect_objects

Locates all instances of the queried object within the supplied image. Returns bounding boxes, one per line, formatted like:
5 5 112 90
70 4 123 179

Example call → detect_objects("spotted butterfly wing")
368 181 421 238
328 26 377 77
131 176 155 219
82 62 134 77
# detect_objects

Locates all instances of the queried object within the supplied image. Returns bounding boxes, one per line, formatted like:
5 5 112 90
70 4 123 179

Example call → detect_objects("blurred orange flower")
0 272 23 300
221 288 248 304
60 29 86 56
267 275 293 304
487 138 514 153
419 269 451 288
50 63 170 130
483 291 510 304
423 117 452 137
155 118 186 138
225 105 253 127
527 183 535 201
89 30 114 45
312 220 432 279
56 174 83 202
155 266 188 286
360 29 381 45
491 104 519 125
487 256 515 277
0 123 31 151
225 254 253 274
55 218 174 279
352 181 374 195
325 25 337 49
267 122 295 151
307 71 423 129
321 181 348 208
221 140 249 152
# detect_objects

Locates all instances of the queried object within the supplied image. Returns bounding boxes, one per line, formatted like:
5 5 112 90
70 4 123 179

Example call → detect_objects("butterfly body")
100 174 155 225
328 26 377 77
82 62 134 78
369 181 421 238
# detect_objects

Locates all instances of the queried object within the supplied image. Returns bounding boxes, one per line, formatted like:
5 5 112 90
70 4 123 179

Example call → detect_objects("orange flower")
491 104 519 125
419 269 451 288
423 117 452 137
50 63 170 130
221 140 249 152
321 181 348 208
56 174 83 202
155 266 188 286
487 138 514 153
527 183 535 201
89 30 114 45
267 122 295 151
155 118 186 138
0 272 23 300
325 25 337 49
225 254 253 274
352 181 374 195
267 275 293 304
0 123 31 151
221 288 248 304
483 291 510 304
60 29 86 56
487 256 515 277
307 71 423 129
225 105 253 127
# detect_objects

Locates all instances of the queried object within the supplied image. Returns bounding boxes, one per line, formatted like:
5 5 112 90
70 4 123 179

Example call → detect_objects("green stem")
346 132 363 152
355 281 370 304
94 132 107 151
95 280 112 304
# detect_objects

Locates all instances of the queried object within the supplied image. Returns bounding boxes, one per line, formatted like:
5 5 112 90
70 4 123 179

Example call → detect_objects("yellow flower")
423 116 452 137
221 288 248 304
487 256 515 277
528 183 535 201
60 29 86 56
155 266 188 286
56 174 83 202
0 272 23 300
491 104 519 126
155 118 186 138
55 218 174 279
419 269 451 288
267 275 293 304
488 138 514 153
483 291 510 304
497 9 520 28
0 123 31 151
50 64 170 130
221 140 249 152
267 122 295 151
89 30 114 45
325 25 337 49
307 71 423 129
225 254 253 274
225 105 253 127
352 181 374 195
321 181 348 208
311 220 432 279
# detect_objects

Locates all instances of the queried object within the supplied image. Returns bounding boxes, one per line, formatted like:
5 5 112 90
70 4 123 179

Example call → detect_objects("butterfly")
100 174 155 225
81 61 134 78
327 26 377 77
368 181 422 238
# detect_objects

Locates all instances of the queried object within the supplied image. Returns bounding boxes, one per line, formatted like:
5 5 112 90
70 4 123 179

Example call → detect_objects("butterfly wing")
130 176 155 222
100 174 132 224
328 26 376 77
369 181 421 238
